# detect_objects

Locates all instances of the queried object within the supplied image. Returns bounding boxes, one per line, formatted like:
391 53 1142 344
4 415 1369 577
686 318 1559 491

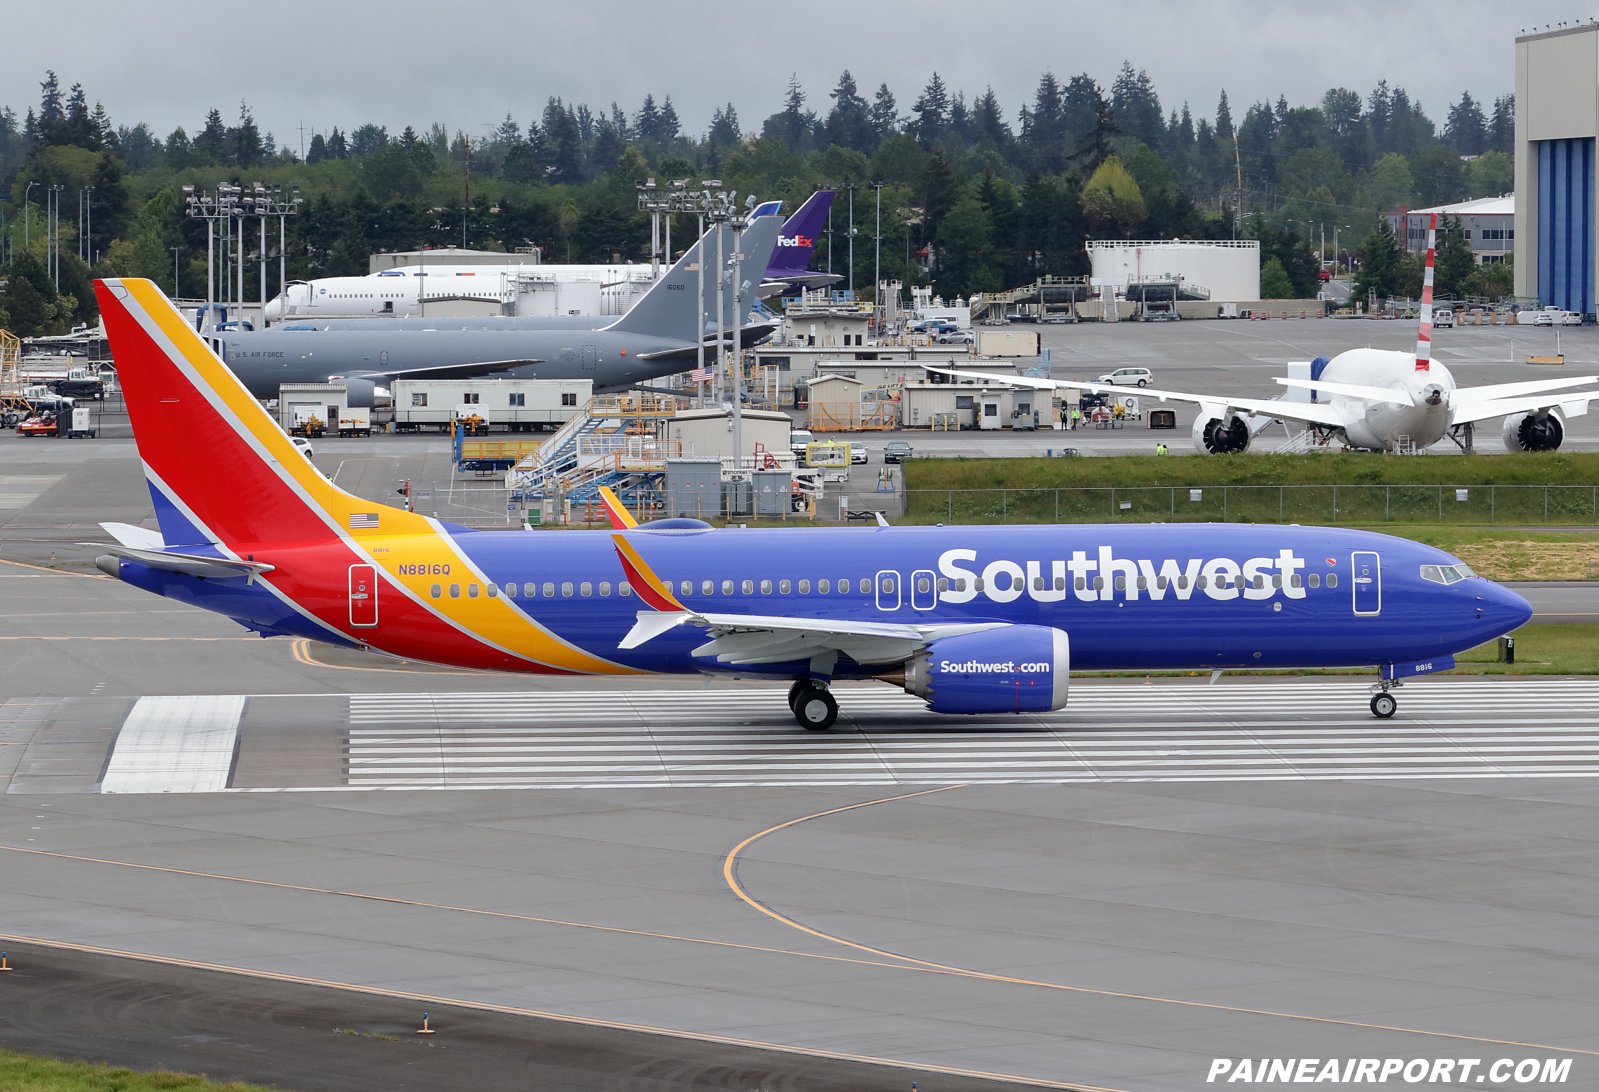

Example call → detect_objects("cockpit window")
1420 564 1474 585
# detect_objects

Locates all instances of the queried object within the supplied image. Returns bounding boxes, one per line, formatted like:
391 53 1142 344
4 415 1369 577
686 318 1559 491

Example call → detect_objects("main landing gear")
788 680 838 731
1369 678 1400 719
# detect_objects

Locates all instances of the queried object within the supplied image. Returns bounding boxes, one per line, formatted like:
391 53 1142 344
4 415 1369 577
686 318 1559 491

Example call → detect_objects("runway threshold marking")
0 932 1104 1092
720 788 1598 1060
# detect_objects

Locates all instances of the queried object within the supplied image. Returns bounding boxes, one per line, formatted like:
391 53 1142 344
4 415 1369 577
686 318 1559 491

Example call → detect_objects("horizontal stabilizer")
86 543 276 582
1274 377 1413 405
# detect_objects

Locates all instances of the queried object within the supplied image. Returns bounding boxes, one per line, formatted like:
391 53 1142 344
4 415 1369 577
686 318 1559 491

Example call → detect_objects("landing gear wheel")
786 679 809 711
1370 693 1397 719
792 685 838 731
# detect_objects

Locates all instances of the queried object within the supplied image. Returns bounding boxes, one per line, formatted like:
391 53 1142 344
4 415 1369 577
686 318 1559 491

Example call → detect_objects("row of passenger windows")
430 581 635 599
426 571 1341 600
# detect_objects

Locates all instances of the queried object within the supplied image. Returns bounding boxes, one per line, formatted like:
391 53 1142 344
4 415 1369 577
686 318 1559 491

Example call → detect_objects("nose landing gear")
1369 678 1401 718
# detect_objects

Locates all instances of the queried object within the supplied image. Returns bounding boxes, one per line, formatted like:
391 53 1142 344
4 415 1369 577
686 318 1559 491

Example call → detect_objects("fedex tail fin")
609 214 782 343
94 277 437 552
766 189 834 278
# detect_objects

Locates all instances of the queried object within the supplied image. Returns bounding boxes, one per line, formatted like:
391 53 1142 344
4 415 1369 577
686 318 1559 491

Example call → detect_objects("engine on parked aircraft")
900 625 1070 714
1502 408 1565 452
1193 413 1251 454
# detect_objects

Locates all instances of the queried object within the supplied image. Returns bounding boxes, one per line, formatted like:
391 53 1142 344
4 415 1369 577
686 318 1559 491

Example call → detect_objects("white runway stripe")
339 682 1599 788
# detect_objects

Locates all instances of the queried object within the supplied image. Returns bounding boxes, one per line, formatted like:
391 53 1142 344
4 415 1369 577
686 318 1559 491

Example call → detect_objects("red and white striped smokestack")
1416 212 1436 371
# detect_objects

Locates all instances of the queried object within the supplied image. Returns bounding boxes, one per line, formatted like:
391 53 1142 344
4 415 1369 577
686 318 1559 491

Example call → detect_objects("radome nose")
1483 581 1533 633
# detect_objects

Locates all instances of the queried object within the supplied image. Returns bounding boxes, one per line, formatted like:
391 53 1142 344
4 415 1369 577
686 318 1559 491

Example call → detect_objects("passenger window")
1197 575 1208 589
449 583 460 597
1292 575 1301 588
1178 575 1188 589
1033 576 1044 591
542 582 554 597
956 578 966 591
937 577 948 592
742 579 754 594
487 583 498 598
780 580 791 594
561 582 574 597
882 577 894 593
858 578 870 593
1136 576 1147 590
681 580 693 595
974 578 986 591
838 578 850 593
918 577 931 593
760 579 772 594
468 584 479 597
1156 576 1168 590
530 582 542 597
818 579 830 593
1253 576 1264 589
580 582 592 597
599 582 611 597
1075 577 1085 591
620 582 631 596
723 579 734 594
799 579 810 594
1272 575 1282 588
698 579 711 595
1114 576 1126 591
505 583 516 598
1055 576 1066 590
1327 573 1338 588
1093 577 1104 591
431 584 441 598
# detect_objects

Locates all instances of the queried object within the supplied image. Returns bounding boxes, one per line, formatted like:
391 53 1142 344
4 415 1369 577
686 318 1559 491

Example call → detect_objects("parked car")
1529 308 1583 326
935 330 975 345
883 440 913 463
850 442 868 464
1096 367 1153 387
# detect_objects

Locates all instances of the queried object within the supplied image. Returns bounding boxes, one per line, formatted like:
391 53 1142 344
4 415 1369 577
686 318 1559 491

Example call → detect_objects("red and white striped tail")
1416 213 1436 371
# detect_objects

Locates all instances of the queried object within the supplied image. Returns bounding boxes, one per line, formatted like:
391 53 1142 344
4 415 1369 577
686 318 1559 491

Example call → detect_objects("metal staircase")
506 393 687 504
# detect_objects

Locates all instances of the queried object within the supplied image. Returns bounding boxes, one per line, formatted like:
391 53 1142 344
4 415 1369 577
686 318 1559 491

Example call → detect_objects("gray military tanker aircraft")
209 215 781 406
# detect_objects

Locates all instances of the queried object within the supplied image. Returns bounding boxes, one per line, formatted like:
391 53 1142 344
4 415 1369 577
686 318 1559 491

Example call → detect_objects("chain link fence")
906 485 1599 525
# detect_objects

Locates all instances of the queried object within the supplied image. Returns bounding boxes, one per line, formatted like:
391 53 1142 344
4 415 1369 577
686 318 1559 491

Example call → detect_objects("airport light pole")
871 181 883 335
48 185 64 289
24 182 36 250
846 182 856 298
170 246 180 296
185 185 244 325
85 186 94 268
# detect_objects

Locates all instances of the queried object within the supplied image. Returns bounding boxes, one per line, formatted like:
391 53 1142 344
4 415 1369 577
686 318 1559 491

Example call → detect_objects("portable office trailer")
391 378 591 432
976 330 1041 357
667 407 793 463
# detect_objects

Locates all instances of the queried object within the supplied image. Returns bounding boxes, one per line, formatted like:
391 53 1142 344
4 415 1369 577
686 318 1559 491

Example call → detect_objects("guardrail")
903 484 1599 525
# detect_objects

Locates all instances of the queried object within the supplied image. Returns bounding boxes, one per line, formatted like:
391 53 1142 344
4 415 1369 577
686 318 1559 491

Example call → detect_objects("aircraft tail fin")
610 214 782 343
94 278 437 552
766 189 834 277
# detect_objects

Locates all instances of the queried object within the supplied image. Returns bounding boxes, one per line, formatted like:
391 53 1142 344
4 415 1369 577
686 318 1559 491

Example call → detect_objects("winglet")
597 486 638 530
611 533 685 612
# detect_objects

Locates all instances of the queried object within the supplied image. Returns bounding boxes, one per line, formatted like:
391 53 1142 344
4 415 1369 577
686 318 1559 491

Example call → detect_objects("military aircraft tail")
609 213 782 343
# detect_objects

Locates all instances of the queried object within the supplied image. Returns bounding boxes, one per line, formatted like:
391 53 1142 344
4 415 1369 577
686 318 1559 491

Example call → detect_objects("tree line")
0 66 1514 336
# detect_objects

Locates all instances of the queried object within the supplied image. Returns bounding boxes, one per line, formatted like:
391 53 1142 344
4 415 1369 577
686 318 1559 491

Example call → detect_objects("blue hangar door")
1539 138 1595 315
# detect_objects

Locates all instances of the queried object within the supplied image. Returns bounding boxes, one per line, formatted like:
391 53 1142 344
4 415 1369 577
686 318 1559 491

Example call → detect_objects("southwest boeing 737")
91 278 1530 728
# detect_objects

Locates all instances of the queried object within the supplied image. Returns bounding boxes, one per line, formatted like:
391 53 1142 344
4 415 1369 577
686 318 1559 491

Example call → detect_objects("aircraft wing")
1450 391 1599 427
929 367 1358 430
343 359 543 383
619 609 1005 666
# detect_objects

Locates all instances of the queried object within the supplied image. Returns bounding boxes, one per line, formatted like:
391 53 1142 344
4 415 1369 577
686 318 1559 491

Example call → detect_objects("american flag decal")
349 513 380 529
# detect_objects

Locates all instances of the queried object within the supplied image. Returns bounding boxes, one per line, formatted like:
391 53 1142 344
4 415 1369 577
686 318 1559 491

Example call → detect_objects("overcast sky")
4 1 1586 149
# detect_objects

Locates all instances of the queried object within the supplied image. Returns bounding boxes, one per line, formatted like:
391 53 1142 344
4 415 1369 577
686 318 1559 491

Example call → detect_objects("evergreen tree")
493 115 520 144
89 152 131 254
1111 62 1163 148
307 132 328 164
1433 215 1476 297
767 73 813 152
709 103 740 147
636 94 661 144
400 125 420 148
234 101 263 168
972 87 1011 148
825 70 873 153
1021 72 1066 173
575 104 594 142
90 101 114 151
349 124 388 158
1353 217 1403 301
1060 74 1103 164
540 97 583 182
1488 94 1514 154
869 83 899 145
195 108 228 162
949 93 972 143
911 72 949 148
1367 81 1392 149
658 96 680 143
65 83 97 148
1383 88 1435 156
327 127 348 158
1444 92 1488 156
1260 257 1294 298
1214 90 1233 140
37 71 65 145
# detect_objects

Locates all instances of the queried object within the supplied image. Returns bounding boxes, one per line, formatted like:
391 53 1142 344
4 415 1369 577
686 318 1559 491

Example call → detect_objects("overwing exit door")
349 564 378 627
1351 551 1380 616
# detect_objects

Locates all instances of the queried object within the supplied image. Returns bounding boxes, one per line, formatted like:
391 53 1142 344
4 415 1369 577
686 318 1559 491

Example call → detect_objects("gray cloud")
2 0 1575 148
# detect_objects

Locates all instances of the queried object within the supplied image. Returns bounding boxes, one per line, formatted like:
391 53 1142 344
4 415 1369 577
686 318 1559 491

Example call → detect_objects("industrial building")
1515 24 1599 313
1389 197 1515 262
1087 239 1261 305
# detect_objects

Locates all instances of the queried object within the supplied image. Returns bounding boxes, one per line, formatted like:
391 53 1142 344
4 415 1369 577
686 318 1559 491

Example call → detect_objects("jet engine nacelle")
1193 413 1252 454
327 377 385 409
903 625 1069 715
1502 406 1565 452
